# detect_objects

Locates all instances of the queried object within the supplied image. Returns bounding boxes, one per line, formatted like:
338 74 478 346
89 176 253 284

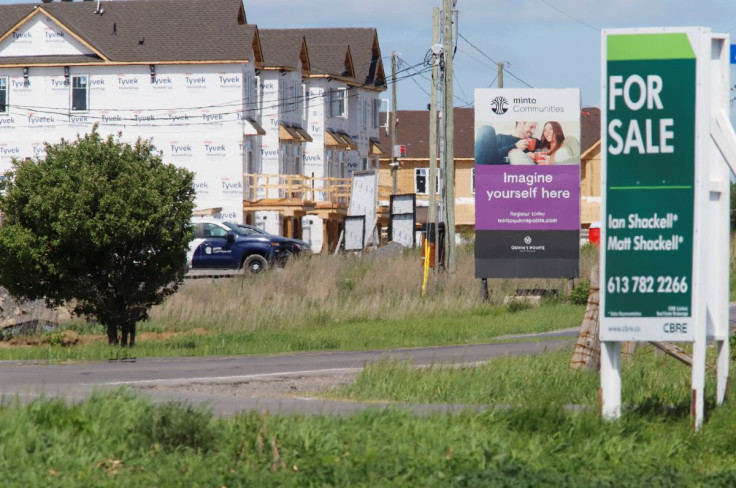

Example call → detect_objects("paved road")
3 305 733 417
0 329 577 416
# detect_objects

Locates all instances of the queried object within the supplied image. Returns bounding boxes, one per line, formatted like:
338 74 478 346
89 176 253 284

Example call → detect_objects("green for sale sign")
601 31 700 342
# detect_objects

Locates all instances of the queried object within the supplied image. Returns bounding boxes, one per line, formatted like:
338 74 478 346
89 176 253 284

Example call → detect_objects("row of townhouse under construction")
0 0 387 253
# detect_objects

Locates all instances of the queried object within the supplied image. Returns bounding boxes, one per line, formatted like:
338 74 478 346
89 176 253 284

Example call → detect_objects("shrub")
568 281 591 305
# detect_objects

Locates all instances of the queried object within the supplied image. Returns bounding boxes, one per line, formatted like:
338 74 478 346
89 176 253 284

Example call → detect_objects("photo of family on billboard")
475 120 581 165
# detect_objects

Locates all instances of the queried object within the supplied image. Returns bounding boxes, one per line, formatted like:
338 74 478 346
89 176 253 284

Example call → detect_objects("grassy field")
1 346 734 487
1 242 735 485
0 243 596 360
336 345 725 408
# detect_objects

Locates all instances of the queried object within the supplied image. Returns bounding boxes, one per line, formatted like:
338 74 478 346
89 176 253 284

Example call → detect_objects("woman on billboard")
536 121 580 165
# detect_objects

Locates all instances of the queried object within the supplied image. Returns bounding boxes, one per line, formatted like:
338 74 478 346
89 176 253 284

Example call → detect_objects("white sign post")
600 27 732 429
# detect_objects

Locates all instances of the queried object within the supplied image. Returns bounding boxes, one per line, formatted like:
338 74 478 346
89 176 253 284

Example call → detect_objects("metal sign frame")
347 170 378 247
343 215 366 251
389 193 416 247
600 27 731 429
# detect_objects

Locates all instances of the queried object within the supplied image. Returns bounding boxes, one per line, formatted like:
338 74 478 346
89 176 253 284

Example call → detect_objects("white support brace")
711 109 736 175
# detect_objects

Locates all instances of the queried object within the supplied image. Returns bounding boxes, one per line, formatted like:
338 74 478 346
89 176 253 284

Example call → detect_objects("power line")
457 32 499 66
457 31 533 88
456 46 497 72
537 0 600 32
502 66 533 88
452 71 470 106
0 54 438 132
3 66 439 130
5 64 420 120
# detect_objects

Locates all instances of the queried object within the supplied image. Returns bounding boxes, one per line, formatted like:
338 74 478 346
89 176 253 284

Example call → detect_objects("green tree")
0 127 195 346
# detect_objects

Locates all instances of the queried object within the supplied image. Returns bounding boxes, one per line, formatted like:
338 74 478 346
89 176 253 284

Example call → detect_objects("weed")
135 401 216 453
42 331 67 347
568 280 591 305
505 298 534 313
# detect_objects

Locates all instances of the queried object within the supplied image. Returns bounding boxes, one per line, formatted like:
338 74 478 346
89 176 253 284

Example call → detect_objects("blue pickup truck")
187 218 282 274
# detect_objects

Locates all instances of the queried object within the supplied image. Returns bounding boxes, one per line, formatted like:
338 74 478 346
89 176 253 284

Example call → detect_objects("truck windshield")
222 221 250 236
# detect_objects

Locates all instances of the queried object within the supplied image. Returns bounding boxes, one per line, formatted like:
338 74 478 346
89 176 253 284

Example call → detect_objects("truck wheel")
242 254 268 275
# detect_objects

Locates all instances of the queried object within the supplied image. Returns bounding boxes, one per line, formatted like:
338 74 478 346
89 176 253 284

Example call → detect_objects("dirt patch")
138 331 179 342
0 328 212 348
143 372 360 399
189 328 212 335
137 328 212 342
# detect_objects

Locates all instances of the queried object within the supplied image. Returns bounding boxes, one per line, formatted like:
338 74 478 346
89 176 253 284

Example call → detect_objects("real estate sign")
474 88 581 278
600 31 700 342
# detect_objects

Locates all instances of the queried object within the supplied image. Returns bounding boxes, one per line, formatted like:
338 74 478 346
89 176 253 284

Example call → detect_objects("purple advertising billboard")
474 88 581 278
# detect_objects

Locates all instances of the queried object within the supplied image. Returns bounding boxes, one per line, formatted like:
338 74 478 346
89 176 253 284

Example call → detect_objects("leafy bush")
568 281 591 305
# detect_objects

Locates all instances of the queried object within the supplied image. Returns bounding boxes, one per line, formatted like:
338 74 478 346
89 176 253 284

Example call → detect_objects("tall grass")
0 242 597 359
2 384 736 487
335 345 725 410
147 243 599 334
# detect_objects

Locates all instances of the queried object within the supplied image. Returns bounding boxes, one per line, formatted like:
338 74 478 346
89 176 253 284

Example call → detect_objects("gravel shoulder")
140 371 361 400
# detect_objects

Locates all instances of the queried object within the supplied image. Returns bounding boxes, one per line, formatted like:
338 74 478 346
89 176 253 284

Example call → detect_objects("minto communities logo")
503 94 565 115
490 96 508 115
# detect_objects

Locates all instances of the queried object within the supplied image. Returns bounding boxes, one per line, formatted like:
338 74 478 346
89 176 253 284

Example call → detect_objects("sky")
2 0 736 114
244 0 736 114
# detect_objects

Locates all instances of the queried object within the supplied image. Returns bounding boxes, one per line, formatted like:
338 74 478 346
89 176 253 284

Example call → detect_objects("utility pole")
481 59 503 299
442 0 456 273
428 8 439 269
391 52 398 194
